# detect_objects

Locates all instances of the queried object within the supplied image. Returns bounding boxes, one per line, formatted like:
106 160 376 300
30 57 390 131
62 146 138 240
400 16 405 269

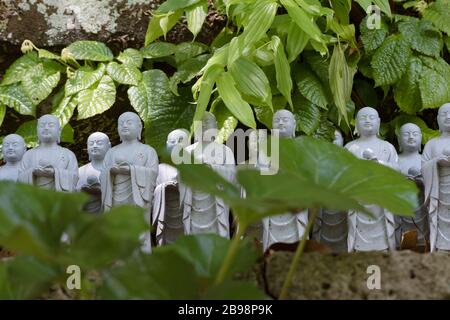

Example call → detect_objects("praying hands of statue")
437 148 450 167
33 159 55 177
362 148 378 161
81 175 101 195
110 157 131 175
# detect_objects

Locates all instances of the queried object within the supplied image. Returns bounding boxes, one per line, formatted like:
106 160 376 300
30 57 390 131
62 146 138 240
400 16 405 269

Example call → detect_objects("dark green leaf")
66 41 113 61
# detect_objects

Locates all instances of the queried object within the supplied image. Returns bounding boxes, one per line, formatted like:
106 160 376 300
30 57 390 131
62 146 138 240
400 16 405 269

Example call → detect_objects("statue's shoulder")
141 143 157 156
60 146 77 160
424 136 440 147
381 139 396 151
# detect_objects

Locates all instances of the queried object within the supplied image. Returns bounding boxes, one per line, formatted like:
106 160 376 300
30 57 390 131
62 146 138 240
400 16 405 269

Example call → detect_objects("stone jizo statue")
262 109 308 251
181 112 236 238
0 134 26 182
77 132 111 213
19 115 78 191
153 129 190 245
397 123 429 247
345 107 398 252
422 102 450 252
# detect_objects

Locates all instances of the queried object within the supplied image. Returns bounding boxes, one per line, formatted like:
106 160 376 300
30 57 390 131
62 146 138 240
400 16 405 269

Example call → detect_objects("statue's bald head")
167 128 189 151
118 112 142 141
355 106 380 137
37 114 61 144
437 103 450 133
2 134 26 163
273 109 296 138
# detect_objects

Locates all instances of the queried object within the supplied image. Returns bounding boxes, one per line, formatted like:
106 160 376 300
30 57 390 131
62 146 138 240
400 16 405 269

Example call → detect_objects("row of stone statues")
1 103 450 253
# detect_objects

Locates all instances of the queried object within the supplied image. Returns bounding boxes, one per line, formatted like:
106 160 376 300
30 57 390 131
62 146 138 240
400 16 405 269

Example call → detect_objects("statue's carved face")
38 115 60 143
166 129 189 152
273 110 296 138
118 113 142 141
87 132 110 161
333 130 344 147
356 107 380 137
437 104 450 133
2 134 26 163
399 123 421 152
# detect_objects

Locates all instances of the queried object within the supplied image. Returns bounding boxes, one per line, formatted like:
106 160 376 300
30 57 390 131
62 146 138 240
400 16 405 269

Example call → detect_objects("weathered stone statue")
397 123 429 247
313 129 348 252
262 109 308 251
77 132 111 213
345 107 398 252
0 134 26 182
152 129 190 246
422 102 450 252
181 112 236 238
19 115 78 191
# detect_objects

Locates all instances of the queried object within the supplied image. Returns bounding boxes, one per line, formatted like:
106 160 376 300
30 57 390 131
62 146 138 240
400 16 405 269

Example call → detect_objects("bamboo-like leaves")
269 36 293 109
186 0 208 38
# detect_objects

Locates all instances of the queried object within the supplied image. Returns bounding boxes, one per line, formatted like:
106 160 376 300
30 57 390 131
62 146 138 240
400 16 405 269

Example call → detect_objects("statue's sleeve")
54 151 79 192
100 150 114 211
18 151 34 185
130 147 159 208
387 144 400 171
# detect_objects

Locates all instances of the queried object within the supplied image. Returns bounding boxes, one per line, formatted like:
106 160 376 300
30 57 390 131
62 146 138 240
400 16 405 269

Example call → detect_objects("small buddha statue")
0 134 26 182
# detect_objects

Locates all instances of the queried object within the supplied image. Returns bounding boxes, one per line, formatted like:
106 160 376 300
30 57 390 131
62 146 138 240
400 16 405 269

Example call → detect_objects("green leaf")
77 75 116 119
175 42 209 64
286 21 309 62
312 114 336 141
0 52 39 86
371 34 412 86
0 103 5 127
394 57 423 114
21 63 60 105
157 0 202 13
355 0 392 17
106 62 142 86
295 64 329 109
216 72 256 128
51 90 77 127
117 48 143 68
128 70 195 152
399 19 443 57
38 49 60 60
145 11 183 45
65 64 106 96
422 0 450 34
293 94 321 135
360 16 388 52
186 0 208 38
269 36 293 109
280 0 326 48
304 51 330 84
330 0 351 24
140 42 177 59
329 18 357 48
329 44 355 126
212 101 239 144
0 84 35 116
170 54 210 94
420 67 450 109
229 57 272 108
66 41 113 61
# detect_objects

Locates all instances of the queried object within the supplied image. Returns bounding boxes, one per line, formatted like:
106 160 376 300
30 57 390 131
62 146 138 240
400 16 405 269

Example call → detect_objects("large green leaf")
175 42 209 64
355 0 391 17
422 0 450 34
117 48 143 68
140 42 177 59
21 63 60 105
212 101 239 144
399 19 443 57
360 16 388 52
229 57 272 108
420 67 450 109
65 64 106 96
169 54 210 95
145 11 183 45
106 62 142 86
269 36 293 109
157 0 202 13
371 34 412 86
51 89 77 127
77 75 116 119
216 72 257 128
286 21 309 62
0 103 5 127
0 83 35 115
394 57 423 114
0 52 39 86
66 41 113 61
186 0 208 38
293 94 321 135
330 0 351 24
295 64 329 109
128 69 195 152
178 137 417 226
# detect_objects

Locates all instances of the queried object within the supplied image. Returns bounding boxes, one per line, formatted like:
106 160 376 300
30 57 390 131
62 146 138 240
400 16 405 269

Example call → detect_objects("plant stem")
278 207 318 300
214 218 248 285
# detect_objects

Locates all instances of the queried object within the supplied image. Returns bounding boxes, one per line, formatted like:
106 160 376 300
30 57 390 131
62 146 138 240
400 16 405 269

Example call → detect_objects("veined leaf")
38 49 60 60
21 64 60 105
77 75 116 119
330 0 351 24
216 72 256 128
293 94 321 135
66 41 113 61
360 16 388 52
355 0 392 17
422 0 450 34
145 11 183 45
371 34 412 86
0 84 35 116
329 18 357 48
0 52 39 86
106 62 142 86
420 67 450 109
295 63 330 109
65 64 106 96
170 54 210 95
399 19 443 57
329 44 356 126
186 0 208 38
51 90 77 127
140 42 177 59
117 48 143 68
286 22 309 62
175 42 209 64
269 36 293 109
394 57 423 114
157 0 202 13
229 57 272 108
0 103 6 127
